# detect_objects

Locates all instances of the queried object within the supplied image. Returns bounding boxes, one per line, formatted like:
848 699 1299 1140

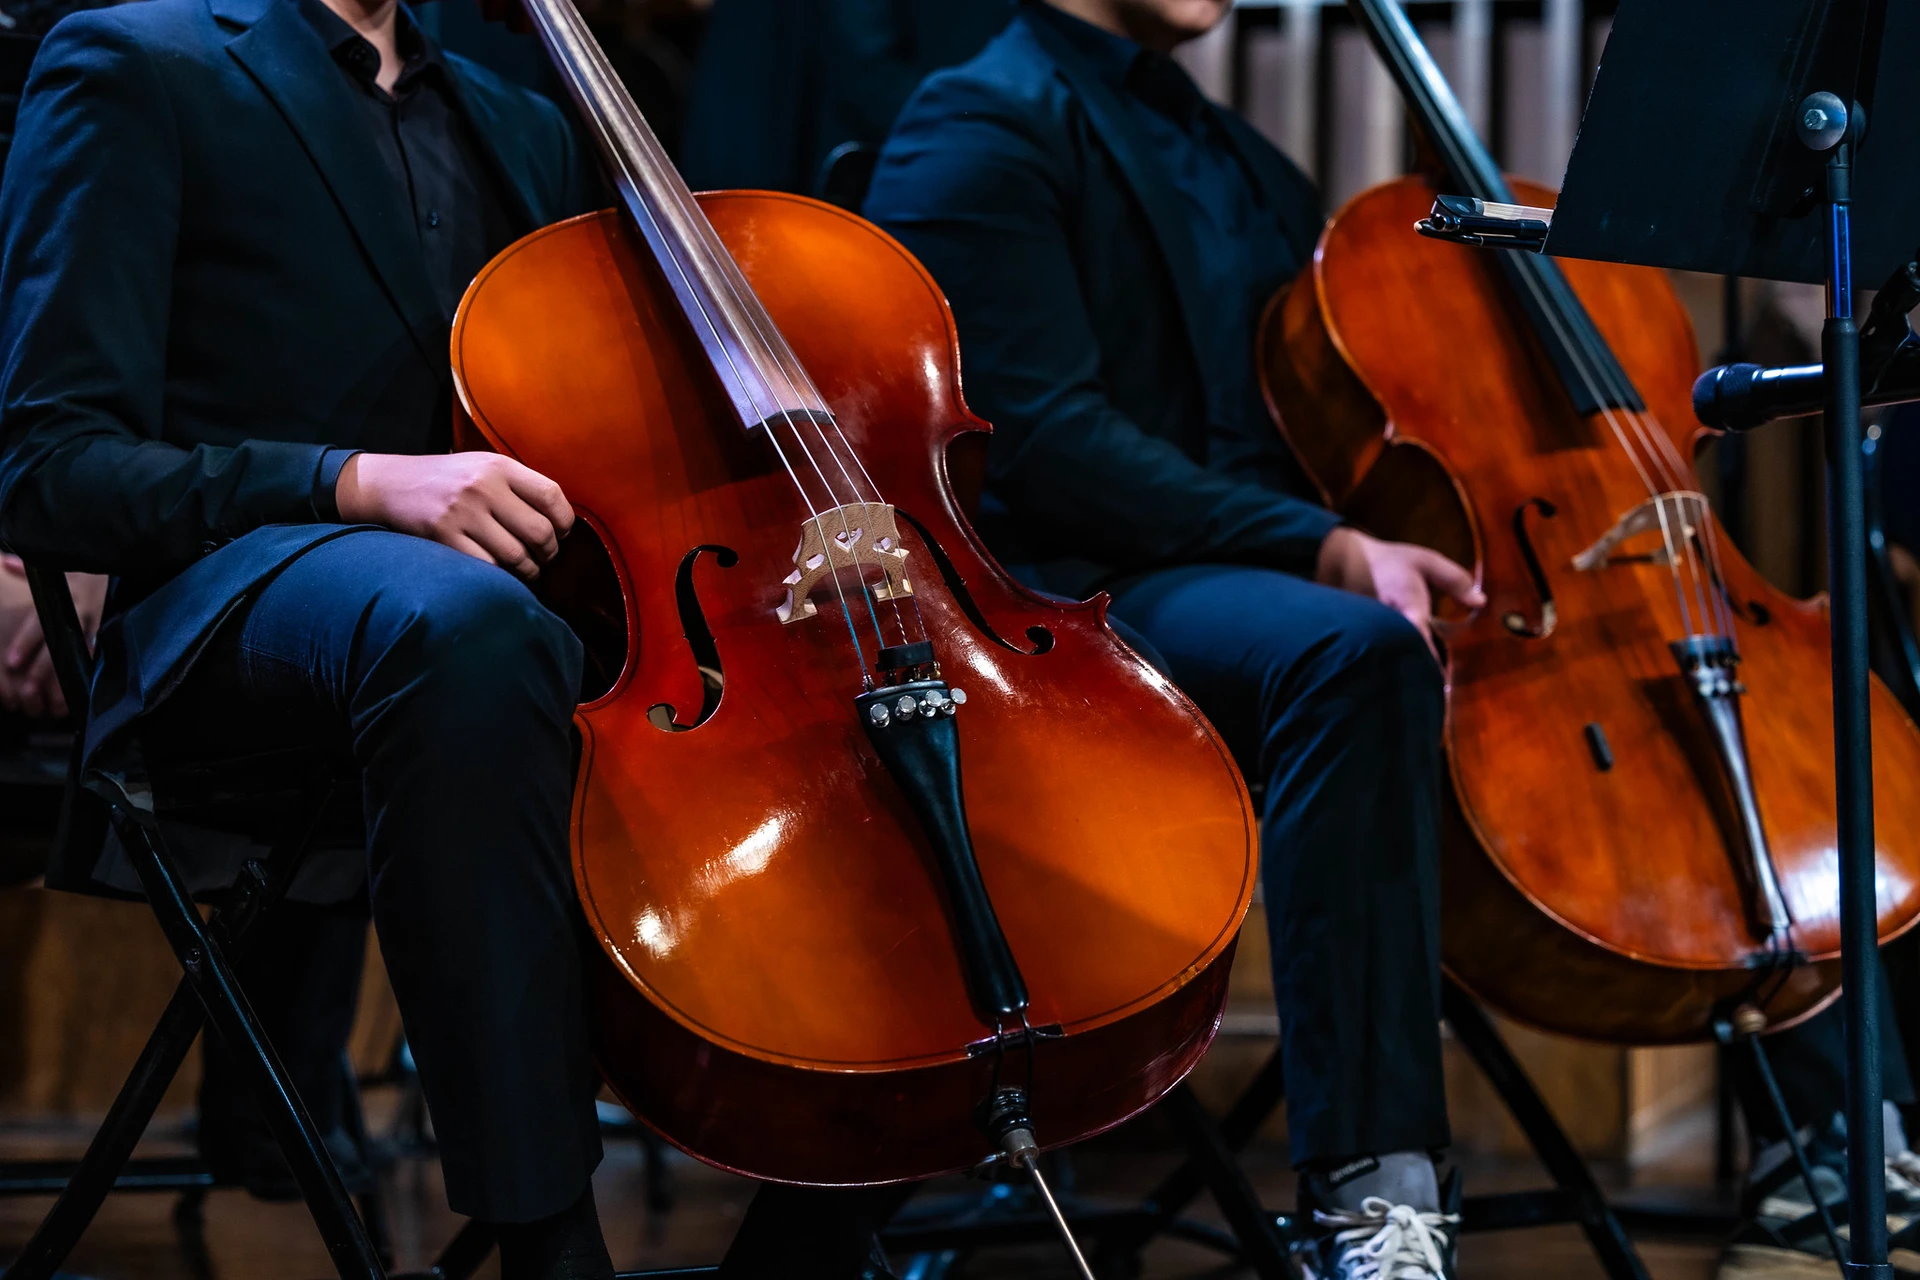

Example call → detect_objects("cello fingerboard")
518 0 829 431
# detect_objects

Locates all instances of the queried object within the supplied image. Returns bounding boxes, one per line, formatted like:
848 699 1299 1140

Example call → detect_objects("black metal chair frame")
0 559 1830 1280
0 565 722 1280
880 980 1678 1280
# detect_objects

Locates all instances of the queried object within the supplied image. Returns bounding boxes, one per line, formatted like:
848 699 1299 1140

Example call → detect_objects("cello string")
532 0 883 672
567 23 896 660
696 282 933 646
1518 279 1731 644
1633 406 1743 643
620 136 923 646
1627 408 1739 642
665 210 920 646
1367 0 1723 644
654 137 931 648
625 97 914 649
1604 389 1736 643
1499 251 1717 641
1500 258 1719 641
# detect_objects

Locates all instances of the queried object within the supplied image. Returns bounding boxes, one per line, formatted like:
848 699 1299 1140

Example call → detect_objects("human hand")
1314 526 1484 657
334 452 574 581
0 557 107 720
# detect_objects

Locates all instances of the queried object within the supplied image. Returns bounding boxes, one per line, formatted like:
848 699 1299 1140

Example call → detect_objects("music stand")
1541 2 1911 1275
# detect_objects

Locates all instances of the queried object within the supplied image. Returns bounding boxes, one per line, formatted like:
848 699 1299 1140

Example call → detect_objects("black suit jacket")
0 0 596 783
863 9 1337 598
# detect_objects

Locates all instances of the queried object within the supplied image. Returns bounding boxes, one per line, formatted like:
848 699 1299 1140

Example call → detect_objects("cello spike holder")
978 1088 1099 1280
883 980 1672 1280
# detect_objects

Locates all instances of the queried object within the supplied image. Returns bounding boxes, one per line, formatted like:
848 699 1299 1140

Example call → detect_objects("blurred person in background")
680 0 1010 198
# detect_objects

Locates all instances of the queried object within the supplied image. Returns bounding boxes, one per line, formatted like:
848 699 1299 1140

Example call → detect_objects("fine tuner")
864 682 968 728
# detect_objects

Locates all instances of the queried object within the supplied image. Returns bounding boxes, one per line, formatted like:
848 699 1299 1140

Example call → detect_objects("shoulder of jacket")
41 0 178 48
896 18 1078 146
444 51 565 130
29 1 225 97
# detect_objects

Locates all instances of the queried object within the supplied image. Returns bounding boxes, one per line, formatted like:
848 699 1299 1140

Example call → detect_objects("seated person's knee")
377 551 583 709
1324 597 1444 703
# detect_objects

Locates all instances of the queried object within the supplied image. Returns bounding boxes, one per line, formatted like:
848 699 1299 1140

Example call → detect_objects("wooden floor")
0 1091 1734 1280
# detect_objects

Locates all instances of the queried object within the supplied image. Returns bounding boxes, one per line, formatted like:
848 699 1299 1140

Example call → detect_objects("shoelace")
1314 1197 1461 1280
1889 1151 1920 1202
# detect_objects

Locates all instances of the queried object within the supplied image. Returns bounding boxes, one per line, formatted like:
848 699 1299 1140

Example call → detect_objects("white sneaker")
1305 1196 1461 1280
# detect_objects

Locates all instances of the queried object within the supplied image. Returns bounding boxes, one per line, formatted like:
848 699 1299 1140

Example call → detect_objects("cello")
1262 0 1920 1043
448 0 1257 1217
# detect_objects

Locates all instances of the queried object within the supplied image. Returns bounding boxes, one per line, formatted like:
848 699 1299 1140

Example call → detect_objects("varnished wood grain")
1264 176 1920 1044
450 196 1259 1184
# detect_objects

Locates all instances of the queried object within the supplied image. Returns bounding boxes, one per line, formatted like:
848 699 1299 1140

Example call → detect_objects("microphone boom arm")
1695 244 1920 430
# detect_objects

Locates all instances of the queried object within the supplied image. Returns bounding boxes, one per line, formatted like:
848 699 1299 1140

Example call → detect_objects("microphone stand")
1419 7 1906 1268
1692 250 1920 431
1810 91 1893 1278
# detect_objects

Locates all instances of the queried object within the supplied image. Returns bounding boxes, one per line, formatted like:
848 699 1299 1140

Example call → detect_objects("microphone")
1694 246 1920 431
1692 362 1825 431
1692 357 1920 431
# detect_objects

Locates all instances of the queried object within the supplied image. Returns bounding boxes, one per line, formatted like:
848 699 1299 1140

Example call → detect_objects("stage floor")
0 1094 1733 1280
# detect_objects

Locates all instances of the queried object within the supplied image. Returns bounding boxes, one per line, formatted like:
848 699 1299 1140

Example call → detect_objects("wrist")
1315 525 1359 584
333 452 374 524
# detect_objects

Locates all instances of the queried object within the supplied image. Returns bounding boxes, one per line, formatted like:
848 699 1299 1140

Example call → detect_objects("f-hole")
1695 532 1771 626
1504 498 1558 639
890 508 1053 655
531 515 628 703
648 545 736 732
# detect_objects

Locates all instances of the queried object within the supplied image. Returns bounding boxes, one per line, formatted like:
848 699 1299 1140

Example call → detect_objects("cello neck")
1349 0 1508 203
518 0 828 429
1346 0 1644 417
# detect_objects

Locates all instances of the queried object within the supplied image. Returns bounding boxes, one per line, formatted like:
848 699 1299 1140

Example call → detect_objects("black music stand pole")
1508 1 1917 1273
1818 96 1888 1280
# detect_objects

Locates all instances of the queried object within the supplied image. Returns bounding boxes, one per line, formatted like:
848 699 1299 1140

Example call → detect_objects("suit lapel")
1020 14 1221 404
214 0 443 360
1214 108 1325 266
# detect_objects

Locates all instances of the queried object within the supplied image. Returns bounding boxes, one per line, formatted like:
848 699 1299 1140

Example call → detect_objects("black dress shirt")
295 0 516 321
1031 5 1306 495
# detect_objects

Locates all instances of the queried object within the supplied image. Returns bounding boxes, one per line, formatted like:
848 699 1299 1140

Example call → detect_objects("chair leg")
173 1187 219 1280
643 1134 675 1215
117 811 387 1280
1441 981 1651 1280
1158 1084 1295 1280
1741 1033 1848 1271
2 824 315 1280
1080 1042 1287 1268
1143 1046 1286 1226
340 1053 397 1270
1 983 205 1280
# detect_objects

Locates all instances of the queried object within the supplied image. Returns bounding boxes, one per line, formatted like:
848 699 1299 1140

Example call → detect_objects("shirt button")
426 210 441 229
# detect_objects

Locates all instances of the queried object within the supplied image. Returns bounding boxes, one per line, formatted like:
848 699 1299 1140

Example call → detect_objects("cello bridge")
778 502 913 625
1571 491 1710 572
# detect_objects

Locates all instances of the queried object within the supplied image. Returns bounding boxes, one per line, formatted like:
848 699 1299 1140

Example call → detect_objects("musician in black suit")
0 0 617 1268
866 2 1483 1276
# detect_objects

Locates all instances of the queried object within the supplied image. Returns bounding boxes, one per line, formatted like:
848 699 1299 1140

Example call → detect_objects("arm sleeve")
863 78 1340 578
0 16 341 573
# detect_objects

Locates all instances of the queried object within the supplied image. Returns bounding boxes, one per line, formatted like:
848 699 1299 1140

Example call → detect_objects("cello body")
1263 174 1920 1043
452 194 1257 1184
